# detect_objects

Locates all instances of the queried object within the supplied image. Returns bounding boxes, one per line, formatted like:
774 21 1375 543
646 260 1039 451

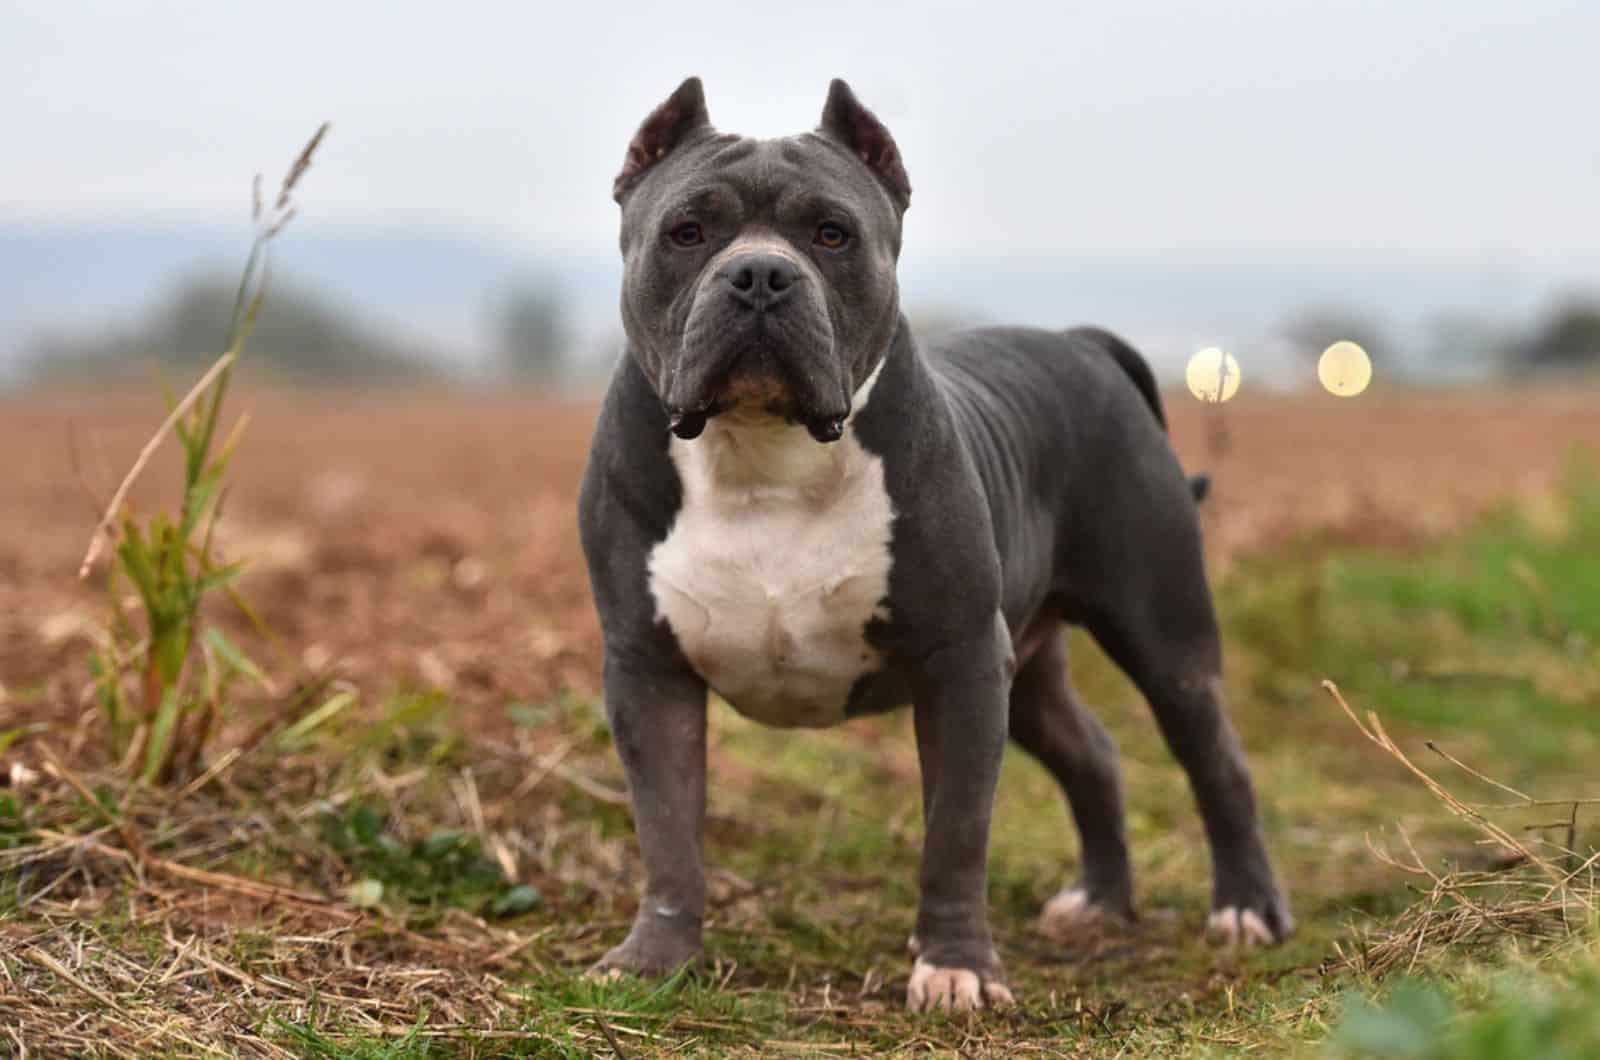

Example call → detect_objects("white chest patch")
647 370 893 728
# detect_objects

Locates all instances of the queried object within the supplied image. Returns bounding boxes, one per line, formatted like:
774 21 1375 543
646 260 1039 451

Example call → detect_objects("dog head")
613 77 910 442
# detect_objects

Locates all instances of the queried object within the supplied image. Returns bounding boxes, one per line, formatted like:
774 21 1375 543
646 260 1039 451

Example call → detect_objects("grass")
3 477 1598 1055
1227 466 1600 785
318 799 543 924
76 123 329 785
1329 948 1600 1059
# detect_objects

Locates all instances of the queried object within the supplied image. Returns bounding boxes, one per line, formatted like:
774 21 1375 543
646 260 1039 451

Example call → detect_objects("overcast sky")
4 0 1598 266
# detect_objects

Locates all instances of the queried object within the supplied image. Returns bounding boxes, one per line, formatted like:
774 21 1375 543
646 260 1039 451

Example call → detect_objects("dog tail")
1075 326 1168 429
1074 326 1213 505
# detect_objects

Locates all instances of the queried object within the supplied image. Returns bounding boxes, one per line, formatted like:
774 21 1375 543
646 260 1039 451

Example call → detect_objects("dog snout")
724 253 799 310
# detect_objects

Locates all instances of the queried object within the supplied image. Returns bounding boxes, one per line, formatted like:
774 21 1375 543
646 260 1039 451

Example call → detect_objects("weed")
319 801 541 926
77 124 329 784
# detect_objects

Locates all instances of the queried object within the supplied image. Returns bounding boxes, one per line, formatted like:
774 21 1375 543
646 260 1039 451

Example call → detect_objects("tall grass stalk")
79 124 328 784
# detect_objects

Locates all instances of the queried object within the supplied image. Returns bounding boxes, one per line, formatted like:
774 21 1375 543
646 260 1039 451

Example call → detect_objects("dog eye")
668 222 704 247
814 222 850 250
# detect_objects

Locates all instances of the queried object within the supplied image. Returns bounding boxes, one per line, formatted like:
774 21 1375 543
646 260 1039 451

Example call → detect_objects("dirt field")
3 383 1599 1056
5 384 1597 718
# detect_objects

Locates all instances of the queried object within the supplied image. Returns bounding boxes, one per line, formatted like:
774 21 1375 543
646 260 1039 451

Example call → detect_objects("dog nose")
725 253 798 308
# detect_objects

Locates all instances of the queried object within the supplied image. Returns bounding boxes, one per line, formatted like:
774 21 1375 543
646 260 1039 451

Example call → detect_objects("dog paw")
906 958 1014 1012
1037 887 1131 941
1208 865 1293 947
589 922 702 978
1205 905 1282 948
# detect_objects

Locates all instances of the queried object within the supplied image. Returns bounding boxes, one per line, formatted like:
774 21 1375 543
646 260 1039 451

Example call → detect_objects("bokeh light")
1186 347 1242 403
1318 341 1373 397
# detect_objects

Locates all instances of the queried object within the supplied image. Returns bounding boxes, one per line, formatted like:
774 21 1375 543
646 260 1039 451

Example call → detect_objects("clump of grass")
1313 675 1598 1059
320 800 542 925
77 124 329 784
1320 679 1597 980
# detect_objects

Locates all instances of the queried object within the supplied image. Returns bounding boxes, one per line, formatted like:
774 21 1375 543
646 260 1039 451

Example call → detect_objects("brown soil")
4 383 1598 727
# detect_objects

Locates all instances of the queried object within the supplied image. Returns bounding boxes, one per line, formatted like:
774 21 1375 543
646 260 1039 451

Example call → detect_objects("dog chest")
647 412 894 728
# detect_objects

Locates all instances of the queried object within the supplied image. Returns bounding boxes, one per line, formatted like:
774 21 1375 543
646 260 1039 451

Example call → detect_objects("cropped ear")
613 77 712 203
819 79 911 210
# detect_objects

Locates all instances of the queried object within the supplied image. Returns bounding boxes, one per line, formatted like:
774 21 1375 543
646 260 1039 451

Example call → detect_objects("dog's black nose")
725 253 798 309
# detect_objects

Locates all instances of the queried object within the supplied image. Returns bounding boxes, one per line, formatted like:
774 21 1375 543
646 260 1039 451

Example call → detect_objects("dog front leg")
906 615 1015 1012
591 653 708 976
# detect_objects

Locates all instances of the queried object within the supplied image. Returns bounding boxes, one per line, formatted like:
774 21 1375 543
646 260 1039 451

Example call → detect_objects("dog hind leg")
1008 628 1137 938
1085 590 1293 946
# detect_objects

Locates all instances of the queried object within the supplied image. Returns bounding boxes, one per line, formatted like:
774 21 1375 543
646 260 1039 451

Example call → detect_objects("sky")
5 0 1600 266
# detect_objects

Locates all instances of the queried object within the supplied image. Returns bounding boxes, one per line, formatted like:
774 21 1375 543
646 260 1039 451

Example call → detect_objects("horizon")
1 218 1589 389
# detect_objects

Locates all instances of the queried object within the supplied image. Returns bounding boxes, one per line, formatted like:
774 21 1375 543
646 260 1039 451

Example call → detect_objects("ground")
2 383 1598 1057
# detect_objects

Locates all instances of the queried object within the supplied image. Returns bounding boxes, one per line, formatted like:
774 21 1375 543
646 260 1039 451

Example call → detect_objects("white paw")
1205 906 1276 947
905 957 1014 1012
1038 887 1106 940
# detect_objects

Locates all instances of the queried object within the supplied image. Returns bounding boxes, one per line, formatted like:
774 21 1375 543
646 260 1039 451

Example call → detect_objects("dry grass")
1321 680 1597 982
0 717 646 1057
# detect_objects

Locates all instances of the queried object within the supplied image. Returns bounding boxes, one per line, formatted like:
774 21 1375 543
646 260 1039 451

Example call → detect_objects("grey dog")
577 76 1291 1012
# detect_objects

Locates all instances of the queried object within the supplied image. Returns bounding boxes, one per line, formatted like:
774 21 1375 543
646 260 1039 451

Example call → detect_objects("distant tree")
25 274 433 384
496 282 572 385
1518 296 1600 372
1420 312 1516 382
1281 305 1391 369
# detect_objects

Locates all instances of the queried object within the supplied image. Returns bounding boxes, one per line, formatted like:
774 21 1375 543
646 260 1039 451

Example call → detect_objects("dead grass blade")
76 352 238 580
1320 679 1596 979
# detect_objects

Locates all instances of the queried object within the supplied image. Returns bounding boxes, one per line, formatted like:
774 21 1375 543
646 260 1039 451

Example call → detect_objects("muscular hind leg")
1087 602 1293 946
1008 629 1135 938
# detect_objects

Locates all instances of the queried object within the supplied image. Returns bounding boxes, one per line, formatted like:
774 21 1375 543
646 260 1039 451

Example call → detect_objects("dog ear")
819 79 911 210
613 77 712 203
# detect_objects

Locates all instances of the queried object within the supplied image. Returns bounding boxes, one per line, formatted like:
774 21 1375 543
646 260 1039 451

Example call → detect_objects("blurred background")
4 0 1598 392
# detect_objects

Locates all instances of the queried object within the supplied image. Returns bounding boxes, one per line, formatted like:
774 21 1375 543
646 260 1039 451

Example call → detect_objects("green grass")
1330 941 1600 1060
1225 470 1600 786
317 801 542 925
1335 471 1600 643
0 793 31 852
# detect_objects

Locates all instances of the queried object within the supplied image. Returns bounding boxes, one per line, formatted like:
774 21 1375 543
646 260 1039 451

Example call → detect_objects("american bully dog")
577 77 1291 1012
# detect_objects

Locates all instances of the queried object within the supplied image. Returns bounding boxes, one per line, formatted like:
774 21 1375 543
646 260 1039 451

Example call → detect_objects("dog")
577 77 1291 1012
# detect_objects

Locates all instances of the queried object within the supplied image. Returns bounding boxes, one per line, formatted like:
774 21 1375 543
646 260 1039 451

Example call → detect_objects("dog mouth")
664 347 849 443
665 400 847 444
666 408 708 439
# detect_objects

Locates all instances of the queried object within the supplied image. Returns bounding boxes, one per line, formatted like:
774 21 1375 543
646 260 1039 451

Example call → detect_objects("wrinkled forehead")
627 132 900 231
